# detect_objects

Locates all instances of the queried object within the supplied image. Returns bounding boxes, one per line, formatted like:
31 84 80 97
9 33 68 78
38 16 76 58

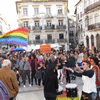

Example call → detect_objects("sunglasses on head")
82 63 87 66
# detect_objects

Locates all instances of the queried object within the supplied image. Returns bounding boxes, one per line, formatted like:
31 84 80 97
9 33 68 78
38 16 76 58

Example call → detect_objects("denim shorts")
91 92 97 99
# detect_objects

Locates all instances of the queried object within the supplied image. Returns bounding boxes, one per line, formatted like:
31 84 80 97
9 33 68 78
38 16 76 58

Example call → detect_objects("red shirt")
92 65 100 87
28 59 38 71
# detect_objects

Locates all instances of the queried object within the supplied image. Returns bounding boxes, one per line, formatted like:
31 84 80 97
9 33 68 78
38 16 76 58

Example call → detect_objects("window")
47 20 51 26
77 14 79 20
34 8 39 15
95 14 99 23
35 35 40 40
46 8 50 15
69 31 74 36
23 21 28 27
85 17 89 27
84 1 87 8
35 21 39 27
23 8 28 16
47 34 52 40
58 8 62 15
69 39 74 43
58 20 63 26
59 34 64 39
80 12 82 18
89 16 93 25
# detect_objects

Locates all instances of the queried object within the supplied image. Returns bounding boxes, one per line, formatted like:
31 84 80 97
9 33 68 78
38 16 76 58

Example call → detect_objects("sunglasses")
82 63 87 66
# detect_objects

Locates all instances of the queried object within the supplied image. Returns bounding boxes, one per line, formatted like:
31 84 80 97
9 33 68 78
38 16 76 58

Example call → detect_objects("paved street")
16 76 83 100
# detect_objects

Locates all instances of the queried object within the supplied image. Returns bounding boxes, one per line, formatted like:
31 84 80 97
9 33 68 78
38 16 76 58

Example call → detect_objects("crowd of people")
0 46 100 100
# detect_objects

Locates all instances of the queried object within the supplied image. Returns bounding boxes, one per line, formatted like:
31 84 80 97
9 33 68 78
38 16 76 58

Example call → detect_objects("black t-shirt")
55 58 63 69
37 63 45 72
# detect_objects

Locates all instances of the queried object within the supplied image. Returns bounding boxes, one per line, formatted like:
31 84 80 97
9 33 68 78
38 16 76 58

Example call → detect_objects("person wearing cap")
0 59 19 100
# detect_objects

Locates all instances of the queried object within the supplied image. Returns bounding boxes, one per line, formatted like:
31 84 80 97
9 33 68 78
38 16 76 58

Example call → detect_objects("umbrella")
11 48 25 52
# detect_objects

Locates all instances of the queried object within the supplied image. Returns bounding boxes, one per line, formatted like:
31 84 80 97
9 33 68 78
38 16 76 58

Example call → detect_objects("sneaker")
60 82 64 85
38 85 41 88
29 84 31 87
31 83 33 86
35 83 37 85
24 85 26 88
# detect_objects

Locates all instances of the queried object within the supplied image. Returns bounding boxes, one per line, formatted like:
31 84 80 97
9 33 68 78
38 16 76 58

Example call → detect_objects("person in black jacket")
43 64 58 100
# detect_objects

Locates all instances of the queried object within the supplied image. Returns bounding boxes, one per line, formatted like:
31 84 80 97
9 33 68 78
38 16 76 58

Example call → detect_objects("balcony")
57 25 66 29
45 39 55 43
69 40 74 44
57 39 67 43
88 23 100 31
69 34 74 37
28 40 32 44
33 26 42 30
45 26 54 30
33 40 43 44
84 1 100 13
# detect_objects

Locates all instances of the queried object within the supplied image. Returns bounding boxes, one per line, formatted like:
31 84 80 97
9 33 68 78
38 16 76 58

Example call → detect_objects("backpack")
0 81 9 100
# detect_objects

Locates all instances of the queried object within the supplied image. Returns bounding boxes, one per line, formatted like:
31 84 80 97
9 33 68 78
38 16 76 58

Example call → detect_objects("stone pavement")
16 76 83 100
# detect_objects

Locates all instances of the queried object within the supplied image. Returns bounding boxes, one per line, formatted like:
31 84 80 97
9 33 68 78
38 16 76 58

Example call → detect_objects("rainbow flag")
0 28 29 47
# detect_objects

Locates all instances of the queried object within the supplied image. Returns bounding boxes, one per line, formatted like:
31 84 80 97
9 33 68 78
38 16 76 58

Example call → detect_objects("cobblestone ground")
16 76 83 100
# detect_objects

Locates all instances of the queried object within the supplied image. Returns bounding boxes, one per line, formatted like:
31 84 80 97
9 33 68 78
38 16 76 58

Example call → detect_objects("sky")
0 0 79 31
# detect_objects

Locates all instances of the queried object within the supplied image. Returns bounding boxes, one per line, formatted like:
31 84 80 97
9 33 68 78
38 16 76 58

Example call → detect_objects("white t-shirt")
82 73 97 93
77 53 84 63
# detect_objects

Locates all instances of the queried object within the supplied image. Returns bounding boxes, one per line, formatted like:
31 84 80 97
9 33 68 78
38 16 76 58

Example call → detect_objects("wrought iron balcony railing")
88 23 100 30
32 26 42 30
84 0 100 13
45 26 54 29
57 25 66 29
57 39 67 43
45 39 55 43
33 40 43 44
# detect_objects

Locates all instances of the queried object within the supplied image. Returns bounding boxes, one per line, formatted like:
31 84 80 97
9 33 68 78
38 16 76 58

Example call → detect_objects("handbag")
35 70 42 79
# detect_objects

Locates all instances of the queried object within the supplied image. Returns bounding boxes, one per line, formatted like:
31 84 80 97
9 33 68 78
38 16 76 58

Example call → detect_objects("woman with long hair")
37 58 46 87
76 49 84 69
28 54 38 85
66 59 97 100
43 64 58 100
90 57 100 100
90 57 100 87
49 54 55 65
69 50 76 79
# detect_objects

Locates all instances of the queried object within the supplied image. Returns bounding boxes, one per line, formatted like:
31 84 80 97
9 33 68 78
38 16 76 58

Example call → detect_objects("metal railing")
57 39 67 43
45 39 55 43
84 1 100 13
45 26 54 29
33 40 43 44
32 26 42 30
57 25 66 29
88 23 100 30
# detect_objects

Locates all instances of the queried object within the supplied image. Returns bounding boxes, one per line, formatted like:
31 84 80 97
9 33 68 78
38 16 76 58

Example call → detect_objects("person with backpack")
0 59 19 100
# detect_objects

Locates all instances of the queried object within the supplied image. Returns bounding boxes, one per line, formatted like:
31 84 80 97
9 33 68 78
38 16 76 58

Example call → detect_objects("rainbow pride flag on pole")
0 28 29 47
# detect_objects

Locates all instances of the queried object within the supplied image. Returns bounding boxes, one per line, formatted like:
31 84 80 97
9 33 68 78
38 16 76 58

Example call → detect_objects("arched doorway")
86 36 89 49
96 34 100 51
91 35 94 47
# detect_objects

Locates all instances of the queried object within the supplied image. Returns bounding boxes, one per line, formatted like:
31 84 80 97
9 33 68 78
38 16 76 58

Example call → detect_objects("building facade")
16 0 69 51
0 14 11 35
68 15 76 49
75 0 100 51
84 0 100 51
75 0 84 47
